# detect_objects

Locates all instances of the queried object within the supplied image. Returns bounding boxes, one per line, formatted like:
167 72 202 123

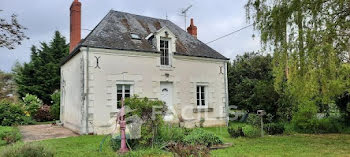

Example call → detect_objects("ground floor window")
117 84 131 108
197 85 206 107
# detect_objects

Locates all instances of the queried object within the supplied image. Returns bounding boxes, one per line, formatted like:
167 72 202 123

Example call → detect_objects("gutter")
85 47 90 134
224 61 229 127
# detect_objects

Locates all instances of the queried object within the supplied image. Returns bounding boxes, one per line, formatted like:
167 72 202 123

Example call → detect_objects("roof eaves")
174 52 230 60
60 43 83 66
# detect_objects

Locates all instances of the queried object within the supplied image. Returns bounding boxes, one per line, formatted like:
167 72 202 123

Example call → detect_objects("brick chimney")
70 0 81 53
187 18 197 38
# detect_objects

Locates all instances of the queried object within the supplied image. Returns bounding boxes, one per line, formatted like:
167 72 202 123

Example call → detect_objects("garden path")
18 124 78 142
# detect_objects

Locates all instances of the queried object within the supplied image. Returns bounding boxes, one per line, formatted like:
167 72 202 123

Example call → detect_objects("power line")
205 24 254 44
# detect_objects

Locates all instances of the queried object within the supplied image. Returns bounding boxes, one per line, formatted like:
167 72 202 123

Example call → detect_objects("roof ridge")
110 10 170 22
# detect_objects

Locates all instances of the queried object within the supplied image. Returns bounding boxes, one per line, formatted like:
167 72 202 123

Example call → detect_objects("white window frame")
196 84 209 108
160 38 171 67
116 82 134 109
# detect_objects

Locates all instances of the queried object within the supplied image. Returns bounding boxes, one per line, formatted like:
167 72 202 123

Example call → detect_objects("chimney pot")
70 0 81 53
187 18 197 39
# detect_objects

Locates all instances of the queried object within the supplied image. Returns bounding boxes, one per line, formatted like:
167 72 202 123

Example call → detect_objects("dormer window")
160 39 169 65
130 33 141 40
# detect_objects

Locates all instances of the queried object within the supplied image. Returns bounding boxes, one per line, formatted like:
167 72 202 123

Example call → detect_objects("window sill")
159 66 174 71
193 108 213 113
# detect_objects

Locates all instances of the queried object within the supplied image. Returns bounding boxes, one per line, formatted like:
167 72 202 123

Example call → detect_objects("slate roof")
62 10 228 65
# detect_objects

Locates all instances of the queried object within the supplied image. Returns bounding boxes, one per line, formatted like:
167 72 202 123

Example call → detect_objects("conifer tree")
14 31 68 104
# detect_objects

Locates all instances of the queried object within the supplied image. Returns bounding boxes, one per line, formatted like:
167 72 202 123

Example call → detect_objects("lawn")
204 127 350 157
1 127 350 157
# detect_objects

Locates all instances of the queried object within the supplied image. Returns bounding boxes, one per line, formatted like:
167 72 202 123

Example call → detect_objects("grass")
204 127 350 157
36 135 171 157
1 126 349 156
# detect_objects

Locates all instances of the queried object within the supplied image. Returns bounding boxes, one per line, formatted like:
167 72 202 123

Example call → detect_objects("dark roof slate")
81 10 228 60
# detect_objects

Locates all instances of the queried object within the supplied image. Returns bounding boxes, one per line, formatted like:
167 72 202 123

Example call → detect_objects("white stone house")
61 0 229 135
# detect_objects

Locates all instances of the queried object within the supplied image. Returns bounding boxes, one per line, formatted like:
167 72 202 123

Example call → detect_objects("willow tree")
245 0 350 120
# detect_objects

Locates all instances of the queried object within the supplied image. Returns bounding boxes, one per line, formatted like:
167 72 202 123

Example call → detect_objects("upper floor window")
160 40 169 66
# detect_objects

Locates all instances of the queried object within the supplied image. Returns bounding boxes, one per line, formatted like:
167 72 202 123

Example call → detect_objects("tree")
14 31 68 104
0 10 29 49
228 52 280 118
245 0 350 120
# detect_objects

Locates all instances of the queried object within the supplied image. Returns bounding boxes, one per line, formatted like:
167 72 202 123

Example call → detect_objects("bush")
158 125 186 143
22 94 43 117
1 143 54 157
0 126 21 146
50 91 60 120
293 115 344 134
264 123 285 135
167 143 210 157
312 117 343 134
242 125 260 137
124 96 167 147
228 123 245 138
1 127 21 144
292 101 318 133
228 123 260 138
246 114 260 126
183 128 223 147
34 105 53 122
0 100 33 126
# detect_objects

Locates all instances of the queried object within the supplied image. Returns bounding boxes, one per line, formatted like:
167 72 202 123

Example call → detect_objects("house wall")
60 52 85 133
85 47 228 134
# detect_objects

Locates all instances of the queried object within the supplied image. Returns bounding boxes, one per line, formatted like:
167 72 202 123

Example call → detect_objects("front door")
160 82 175 121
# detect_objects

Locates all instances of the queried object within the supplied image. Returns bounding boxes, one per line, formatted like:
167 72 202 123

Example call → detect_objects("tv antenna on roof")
180 4 193 30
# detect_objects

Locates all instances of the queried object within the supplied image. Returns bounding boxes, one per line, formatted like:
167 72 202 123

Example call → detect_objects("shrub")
22 94 43 117
292 101 318 133
124 96 167 147
283 123 296 135
246 114 260 126
228 123 260 137
242 125 260 137
50 91 60 120
1 143 54 157
183 128 223 147
228 123 245 138
34 105 53 122
312 117 343 134
167 143 210 157
0 126 20 146
0 100 33 126
158 125 185 143
1 127 21 144
264 123 285 135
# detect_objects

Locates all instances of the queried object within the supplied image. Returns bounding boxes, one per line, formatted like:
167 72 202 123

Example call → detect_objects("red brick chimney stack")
187 18 197 38
70 0 81 53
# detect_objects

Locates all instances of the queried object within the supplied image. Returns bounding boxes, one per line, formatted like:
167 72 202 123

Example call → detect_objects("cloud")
0 0 260 72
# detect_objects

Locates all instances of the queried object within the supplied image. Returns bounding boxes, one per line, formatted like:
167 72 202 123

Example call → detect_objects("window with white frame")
196 85 207 107
160 39 169 66
117 84 132 108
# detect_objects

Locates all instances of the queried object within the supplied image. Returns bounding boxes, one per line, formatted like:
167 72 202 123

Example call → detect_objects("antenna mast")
180 5 193 30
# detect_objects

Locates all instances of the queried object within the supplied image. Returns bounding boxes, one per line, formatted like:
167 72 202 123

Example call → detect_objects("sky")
0 0 260 72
